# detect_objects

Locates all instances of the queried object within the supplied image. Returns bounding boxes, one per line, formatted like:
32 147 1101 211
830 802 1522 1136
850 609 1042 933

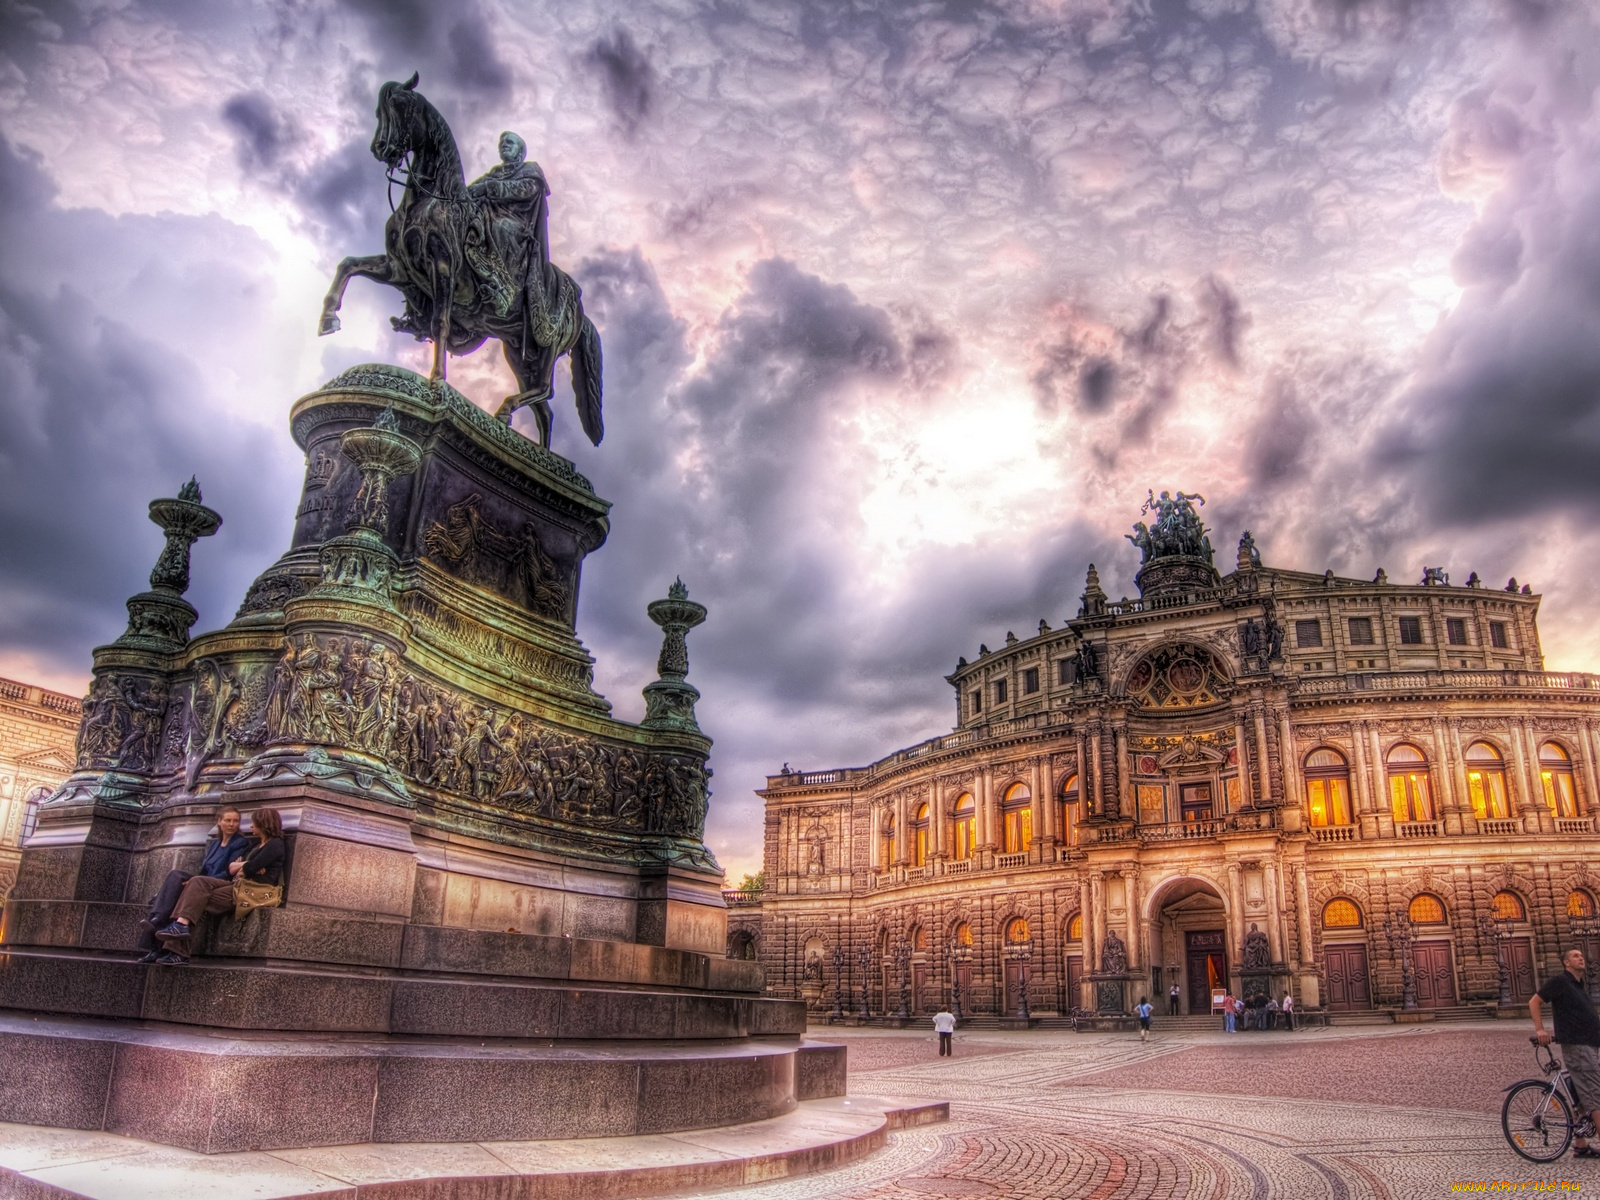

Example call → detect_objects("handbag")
232 876 283 920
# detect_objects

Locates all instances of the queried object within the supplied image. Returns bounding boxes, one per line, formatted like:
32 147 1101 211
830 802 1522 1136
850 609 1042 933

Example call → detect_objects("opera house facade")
742 495 1600 1020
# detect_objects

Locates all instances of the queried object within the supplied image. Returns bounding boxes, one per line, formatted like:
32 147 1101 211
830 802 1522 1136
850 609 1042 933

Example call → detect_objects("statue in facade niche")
1243 922 1271 969
317 75 603 450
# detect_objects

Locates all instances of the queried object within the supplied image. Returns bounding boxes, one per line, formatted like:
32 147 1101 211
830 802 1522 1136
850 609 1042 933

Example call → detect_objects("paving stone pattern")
684 1022 1600 1199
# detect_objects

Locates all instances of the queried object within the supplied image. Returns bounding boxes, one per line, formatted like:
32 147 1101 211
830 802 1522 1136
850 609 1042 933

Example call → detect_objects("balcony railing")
1556 817 1595 834
721 889 765 907
1140 819 1222 842
945 858 972 874
1312 824 1357 843
995 852 1027 869
1398 820 1441 838
1476 818 1520 836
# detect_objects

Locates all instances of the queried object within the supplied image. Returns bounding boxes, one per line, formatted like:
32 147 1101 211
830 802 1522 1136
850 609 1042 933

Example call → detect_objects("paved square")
687 1021 1600 1198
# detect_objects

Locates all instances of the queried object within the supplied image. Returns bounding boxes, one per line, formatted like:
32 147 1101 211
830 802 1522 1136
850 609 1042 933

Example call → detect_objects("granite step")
0 946 803 1040
0 1096 948 1199
0 1010 849 1153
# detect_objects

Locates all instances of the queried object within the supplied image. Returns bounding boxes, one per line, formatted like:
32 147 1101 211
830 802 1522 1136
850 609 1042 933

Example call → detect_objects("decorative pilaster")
642 578 708 732
114 478 222 651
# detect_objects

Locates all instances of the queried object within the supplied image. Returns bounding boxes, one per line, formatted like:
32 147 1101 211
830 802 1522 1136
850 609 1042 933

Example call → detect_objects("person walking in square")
1530 948 1600 1158
1281 990 1295 1031
1135 995 1154 1042
1168 982 1180 1016
932 1007 956 1057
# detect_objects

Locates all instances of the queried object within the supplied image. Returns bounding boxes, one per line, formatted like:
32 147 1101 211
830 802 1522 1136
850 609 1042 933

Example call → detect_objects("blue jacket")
200 831 251 878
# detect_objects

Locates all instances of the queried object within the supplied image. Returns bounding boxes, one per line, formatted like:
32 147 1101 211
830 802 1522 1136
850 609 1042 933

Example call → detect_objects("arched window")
953 921 974 947
950 794 976 861
1465 741 1511 821
1304 748 1352 827
1059 773 1080 846
1067 912 1083 940
1409 893 1447 924
1541 742 1579 819
729 930 757 960
1387 744 1435 823
911 925 927 952
1323 898 1362 928
911 802 930 867
1001 783 1033 854
1005 916 1031 944
879 811 895 870
1492 891 1526 921
19 785 48 843
1569 889 1597 919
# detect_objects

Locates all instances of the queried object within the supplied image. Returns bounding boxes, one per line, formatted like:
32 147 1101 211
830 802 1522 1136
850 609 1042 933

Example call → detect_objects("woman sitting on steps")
153 807 285 965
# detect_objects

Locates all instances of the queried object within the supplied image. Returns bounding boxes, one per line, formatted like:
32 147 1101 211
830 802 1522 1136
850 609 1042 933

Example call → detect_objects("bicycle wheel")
1503 1080 1574 1163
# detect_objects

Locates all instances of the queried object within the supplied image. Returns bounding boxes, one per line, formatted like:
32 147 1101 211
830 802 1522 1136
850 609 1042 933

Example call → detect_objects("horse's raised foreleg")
319 255 391 336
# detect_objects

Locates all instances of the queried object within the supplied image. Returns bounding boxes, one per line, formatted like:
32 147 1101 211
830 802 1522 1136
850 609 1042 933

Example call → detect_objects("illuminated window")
1067 912 1084 940
950 794 976 861
1465 741 1510 821
1001 784 1033 853
1005 917 1031 944
1304 747 1352 827
1348 616 1375 645
1058 774 1079 846
1409 893 1447 924
1296 619 1323 648
1323 899 1362 928
953 921 974 947
1022 667 1039 694
1446 618 1468 645
1492 891 1526 921
1569 890 1596 919
1541 742 1579 819
910 803 930 867
1490 621 1509 649
880 812 895 870
1387 744 1434 823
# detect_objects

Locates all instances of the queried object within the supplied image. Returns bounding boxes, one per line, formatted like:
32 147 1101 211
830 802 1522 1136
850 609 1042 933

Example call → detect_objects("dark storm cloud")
337 0 511 101
221 92 290 172
585 28 655 138
0 138 298 675
1196 274 1248 368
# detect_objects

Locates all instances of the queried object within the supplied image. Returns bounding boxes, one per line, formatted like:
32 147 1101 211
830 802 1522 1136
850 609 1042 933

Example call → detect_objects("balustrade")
1556 817 1596 835
1475 818 1520 836
944 858 972 874
1397 820 1441 838
1312 824 1356 843
995 852 1027 869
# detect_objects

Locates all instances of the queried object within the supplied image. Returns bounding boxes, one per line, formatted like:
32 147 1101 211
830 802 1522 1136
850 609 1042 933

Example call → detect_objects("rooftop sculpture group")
1127 489 1213 563
319 74 603 450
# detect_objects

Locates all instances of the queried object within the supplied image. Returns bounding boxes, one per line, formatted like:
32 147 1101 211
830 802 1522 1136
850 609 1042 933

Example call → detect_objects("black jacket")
239 837 285 886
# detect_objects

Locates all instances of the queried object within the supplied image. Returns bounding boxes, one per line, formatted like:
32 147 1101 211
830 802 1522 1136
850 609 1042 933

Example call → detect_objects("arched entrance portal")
1149 877 1229 1015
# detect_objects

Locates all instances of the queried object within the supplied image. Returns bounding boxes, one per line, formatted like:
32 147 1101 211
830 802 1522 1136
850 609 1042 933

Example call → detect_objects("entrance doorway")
1003 960 1025 1015
1414 940 1456 1007
1505 938 1536 1003
1065 954 1083 1011
1185 929 1226 1012
1324 943 1371 1010
913 962 929 1013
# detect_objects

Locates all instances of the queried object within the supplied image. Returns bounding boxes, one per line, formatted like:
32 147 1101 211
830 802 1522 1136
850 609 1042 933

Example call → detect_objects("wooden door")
913 963 929 1013
1324 943 1372 1010
1413 940 1456 1007
1065 954 1083 1011
1003 961 1024 1015
1505 938 1536 1003
1185 929 1226 1013
955 964 973 1013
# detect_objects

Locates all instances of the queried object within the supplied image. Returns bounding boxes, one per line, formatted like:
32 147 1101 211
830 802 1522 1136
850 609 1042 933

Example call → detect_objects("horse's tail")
572 314 604 446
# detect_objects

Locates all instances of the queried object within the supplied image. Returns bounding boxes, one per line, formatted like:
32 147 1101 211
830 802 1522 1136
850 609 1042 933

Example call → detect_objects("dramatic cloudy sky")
4 0 1600 880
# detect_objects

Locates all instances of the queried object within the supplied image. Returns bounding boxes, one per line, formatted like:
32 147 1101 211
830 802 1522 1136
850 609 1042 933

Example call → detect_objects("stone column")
1090 871 1107 973
1369 724 1395 837
1253 707 1274 805
1115 725 1132 820
1226 862 1245 974
1079 872 1095 978
894 790 909 865
1518 720 1552 833
1579 722 1600 820
1262 859 1284 964
1235 717 1254 807
931 778 946 860
981 766 999 852
1125 867 1141 970
1278 711 1299 812
1040 758 1058 844
1029 757 1045 855
1295 863 1315 969
1449 720 1475 832
1089 727 1104 817
1075 731 1090 817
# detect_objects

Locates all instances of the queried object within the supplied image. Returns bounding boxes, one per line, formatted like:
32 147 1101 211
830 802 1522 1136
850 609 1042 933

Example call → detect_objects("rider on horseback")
465 132 549 321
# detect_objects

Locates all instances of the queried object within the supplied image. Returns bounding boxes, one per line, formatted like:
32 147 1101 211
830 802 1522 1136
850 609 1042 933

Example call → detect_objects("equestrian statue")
318 74 603 449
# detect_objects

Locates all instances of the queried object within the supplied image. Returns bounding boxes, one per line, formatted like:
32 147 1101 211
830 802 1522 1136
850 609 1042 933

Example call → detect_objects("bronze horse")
317 74 603 448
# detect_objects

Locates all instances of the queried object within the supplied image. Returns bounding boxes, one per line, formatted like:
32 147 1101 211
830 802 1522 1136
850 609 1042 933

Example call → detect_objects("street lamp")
1571 913 1600 1002
1381 911 1418 1011
1476 913 1514 1006
949 943 970 1019
830 941 845 1023
893 937 912 1020
857 939 872 1021
1018 942 1033 1020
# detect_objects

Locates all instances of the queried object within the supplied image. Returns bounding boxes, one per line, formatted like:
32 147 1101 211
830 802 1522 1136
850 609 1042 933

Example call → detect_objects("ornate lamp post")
949 943 970 1019
857 939 872 1021
893 937 912 1020
115 477 223 651
1477 913 1514 1006
830 942 845 1023
1017 941 1033 1020
1571 913 1600 1002
1382 911 1419 1011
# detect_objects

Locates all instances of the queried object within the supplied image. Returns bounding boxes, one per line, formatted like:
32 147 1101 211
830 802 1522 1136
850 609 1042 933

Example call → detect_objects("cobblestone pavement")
685 1021 1600 1199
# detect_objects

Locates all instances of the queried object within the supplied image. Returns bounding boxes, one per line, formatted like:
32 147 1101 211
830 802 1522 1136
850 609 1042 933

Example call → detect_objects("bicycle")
1502 1036 1596 1162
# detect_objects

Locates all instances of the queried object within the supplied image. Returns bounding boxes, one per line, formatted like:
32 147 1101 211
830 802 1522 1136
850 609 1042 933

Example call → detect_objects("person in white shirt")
1281 990 1295 1031
933 1008 956 1056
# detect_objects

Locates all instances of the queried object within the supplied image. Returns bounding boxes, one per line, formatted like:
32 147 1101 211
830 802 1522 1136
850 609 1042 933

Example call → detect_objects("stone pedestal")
0 365 806 1154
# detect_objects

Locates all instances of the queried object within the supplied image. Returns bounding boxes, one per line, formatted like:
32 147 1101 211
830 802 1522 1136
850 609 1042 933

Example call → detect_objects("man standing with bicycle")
1531 948 1600 1158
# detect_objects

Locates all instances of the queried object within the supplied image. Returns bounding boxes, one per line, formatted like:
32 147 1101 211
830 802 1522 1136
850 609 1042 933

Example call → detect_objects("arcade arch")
1146 876 1230 1015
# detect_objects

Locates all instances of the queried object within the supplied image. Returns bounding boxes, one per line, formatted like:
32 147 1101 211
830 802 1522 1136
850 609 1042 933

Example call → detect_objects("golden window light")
1568 889 1596 919
1409 893 1446 924
1492 891 1526 921
1323 898 1362 928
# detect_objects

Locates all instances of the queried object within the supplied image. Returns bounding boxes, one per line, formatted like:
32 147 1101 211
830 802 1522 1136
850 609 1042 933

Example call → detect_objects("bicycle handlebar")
1529 1036 1560 1073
